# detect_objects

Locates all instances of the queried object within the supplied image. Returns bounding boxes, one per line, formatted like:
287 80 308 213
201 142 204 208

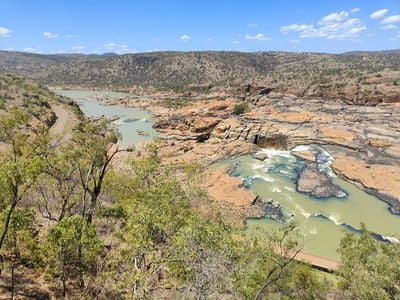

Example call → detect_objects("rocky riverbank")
107 91 400 216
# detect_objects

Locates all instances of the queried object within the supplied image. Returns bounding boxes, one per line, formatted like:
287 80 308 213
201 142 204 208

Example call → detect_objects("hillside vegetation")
1 50 400 104
0 73 79 129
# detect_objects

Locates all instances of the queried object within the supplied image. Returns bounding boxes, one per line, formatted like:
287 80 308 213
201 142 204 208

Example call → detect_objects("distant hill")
342 49 400 56
0 50 399 104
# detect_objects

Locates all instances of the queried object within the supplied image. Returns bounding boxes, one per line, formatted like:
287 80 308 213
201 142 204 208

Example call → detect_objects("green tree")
169 214 239 299
338 226 400 299
233 224 331 299
0 108 43 250
0 208 39 298
43 215 102 297
35 144 80 222
69 120 127 224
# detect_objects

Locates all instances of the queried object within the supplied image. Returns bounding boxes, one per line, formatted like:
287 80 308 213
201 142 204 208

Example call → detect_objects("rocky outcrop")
120 93 400 212
332 153 400 213
297 163 347 199
203 168 264 220
291 150 316 162
252 151 269 161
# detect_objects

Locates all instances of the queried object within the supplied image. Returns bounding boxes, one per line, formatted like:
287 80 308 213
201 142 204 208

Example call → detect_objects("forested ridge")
0 74 399 299
1 50 400 104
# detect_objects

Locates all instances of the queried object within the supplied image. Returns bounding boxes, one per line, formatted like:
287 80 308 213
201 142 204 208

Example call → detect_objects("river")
216 145 400 260
55 90 158 146
55 90 400 260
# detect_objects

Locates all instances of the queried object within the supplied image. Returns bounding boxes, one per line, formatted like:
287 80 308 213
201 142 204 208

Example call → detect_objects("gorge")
58 88 400 261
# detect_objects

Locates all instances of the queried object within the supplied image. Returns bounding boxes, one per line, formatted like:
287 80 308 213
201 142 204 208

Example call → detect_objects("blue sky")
0 0 399 54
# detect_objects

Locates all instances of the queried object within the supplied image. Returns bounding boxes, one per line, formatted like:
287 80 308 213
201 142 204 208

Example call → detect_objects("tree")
0 208 39 298
43 215 102 297
101 153 193 298
338 225 400 299
69 120 127 224
235 224 307 299
35 144 80 222
0 108 43 250
169 214 239 299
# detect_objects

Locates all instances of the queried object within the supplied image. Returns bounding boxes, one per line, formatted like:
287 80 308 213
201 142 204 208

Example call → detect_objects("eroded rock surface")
297 163 347 199
332 153 400 213
115 94 400 213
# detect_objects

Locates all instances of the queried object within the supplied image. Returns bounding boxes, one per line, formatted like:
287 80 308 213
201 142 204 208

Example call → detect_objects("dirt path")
49 103 78 138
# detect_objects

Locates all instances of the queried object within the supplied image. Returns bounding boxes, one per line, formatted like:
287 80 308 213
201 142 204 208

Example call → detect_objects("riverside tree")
338 225 400 299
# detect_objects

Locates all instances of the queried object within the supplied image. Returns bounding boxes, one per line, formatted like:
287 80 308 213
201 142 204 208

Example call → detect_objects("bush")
233 102 250 115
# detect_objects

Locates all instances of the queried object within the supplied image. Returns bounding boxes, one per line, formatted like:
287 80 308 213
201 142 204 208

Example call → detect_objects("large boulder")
297 163 347 199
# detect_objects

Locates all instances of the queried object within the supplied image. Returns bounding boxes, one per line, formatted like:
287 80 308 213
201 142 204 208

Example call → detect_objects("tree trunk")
11 261 15 300
0 200 17 250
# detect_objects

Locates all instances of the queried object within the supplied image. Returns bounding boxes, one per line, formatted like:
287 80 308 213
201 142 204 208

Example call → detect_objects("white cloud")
289 39 300 43
280 10 366 40
381 15 400 24
248 23 258 28
22 47 42 53
370 9 388 20
72 46 85 51
205 38 213 42
319 11 349 25
380 24 398 30
244 33 271 41
93 42 130 54
43 32 59 39
351 8 360 13
180 34 191 41
0 27 11 38
232 40 240 44
280 24 313 34
152 38 161 42
66 34 80 39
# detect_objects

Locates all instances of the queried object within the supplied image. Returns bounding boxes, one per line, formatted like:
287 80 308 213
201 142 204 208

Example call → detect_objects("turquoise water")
56 90 158 146
217 146 400 260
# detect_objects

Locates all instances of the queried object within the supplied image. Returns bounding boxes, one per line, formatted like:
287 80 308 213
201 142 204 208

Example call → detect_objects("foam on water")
271 186 282 193
382 235 400 243
113 119 124 125
252 174 275 183
292 145 313 152
325 213 342 226
295 204 312 218
251 162 266 170
313 146 336 177
258 148 292 158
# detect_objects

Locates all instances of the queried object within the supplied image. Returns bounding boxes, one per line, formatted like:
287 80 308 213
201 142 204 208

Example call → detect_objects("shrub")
233 102 250 115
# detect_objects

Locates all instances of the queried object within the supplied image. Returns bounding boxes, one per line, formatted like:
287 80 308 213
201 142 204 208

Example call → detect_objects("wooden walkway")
294 251 339 271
